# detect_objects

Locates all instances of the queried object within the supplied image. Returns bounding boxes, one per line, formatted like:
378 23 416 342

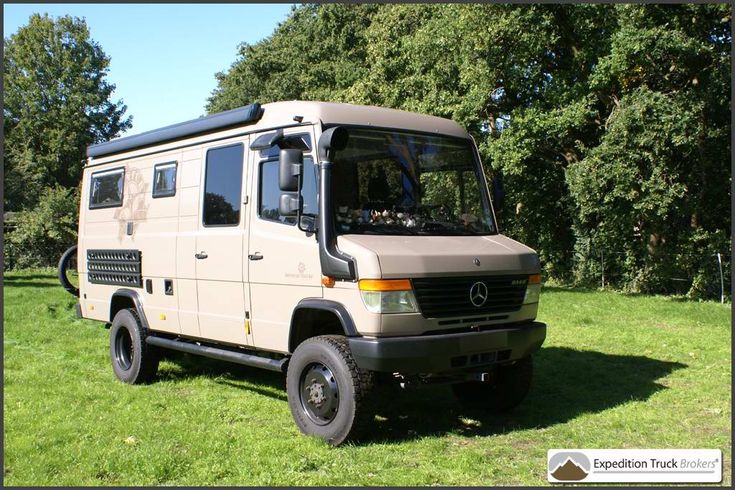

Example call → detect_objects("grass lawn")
3 270 731 486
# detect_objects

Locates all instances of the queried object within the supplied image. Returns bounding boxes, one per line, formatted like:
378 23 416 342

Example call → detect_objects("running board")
146 336 287 373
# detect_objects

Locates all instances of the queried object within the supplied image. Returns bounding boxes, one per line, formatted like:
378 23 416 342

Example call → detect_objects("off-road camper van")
62 101 546 445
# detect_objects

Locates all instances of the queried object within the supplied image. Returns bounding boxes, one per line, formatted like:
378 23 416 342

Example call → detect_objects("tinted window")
89 168 124 209
152 162 176 198
203 144 243 226
259 157 317 225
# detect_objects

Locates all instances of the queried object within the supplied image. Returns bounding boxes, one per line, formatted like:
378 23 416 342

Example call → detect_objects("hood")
337 234 540 279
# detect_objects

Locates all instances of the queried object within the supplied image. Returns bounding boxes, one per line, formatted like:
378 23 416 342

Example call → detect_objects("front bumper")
348 321 546 374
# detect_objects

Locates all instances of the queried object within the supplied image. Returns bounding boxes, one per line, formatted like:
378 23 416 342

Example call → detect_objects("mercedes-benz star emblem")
469 281 488 307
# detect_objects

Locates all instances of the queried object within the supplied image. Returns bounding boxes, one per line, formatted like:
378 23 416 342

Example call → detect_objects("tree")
3 13 131 211
207 4 379 112
4 186 79 269
566 4 731 294
208 4 731 297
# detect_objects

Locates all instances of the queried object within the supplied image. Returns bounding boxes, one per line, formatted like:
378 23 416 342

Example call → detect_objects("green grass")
3 271 731 486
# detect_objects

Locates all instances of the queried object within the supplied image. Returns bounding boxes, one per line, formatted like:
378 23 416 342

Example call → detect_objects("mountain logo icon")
548 452 591 481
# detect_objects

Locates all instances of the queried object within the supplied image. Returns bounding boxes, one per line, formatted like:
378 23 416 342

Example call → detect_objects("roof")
87 101 469 159
261 101 469 139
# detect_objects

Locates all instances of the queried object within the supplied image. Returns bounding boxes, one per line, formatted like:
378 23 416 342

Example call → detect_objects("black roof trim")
87 103 263 158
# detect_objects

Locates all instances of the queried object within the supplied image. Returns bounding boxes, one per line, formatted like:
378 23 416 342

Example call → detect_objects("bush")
4 186 79 270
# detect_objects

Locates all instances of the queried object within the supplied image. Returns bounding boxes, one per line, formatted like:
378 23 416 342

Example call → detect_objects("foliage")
209 4 731 298
207 4 379 112
567 4 732 294
4 273 731 485
3 13 131 212
4 186 79 269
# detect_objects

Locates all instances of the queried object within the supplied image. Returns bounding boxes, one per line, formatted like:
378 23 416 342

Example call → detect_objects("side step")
146 336 287 373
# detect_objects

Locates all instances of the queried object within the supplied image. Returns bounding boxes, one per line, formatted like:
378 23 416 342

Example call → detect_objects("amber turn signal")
321 276 336 288
358 279 412 291
528 274 542 285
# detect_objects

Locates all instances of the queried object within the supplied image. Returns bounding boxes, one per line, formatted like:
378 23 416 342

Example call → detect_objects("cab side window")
152 162 177 198
203 144 244 226
259 157 317 225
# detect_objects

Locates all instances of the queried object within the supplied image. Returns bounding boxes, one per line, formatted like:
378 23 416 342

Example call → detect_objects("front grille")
87 249 142 287
411 275 527 318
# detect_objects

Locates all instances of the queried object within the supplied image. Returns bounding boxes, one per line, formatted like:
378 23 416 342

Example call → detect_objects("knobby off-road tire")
286 335 375 446
452 356 533 413
109 308 160 384
58 244 79 297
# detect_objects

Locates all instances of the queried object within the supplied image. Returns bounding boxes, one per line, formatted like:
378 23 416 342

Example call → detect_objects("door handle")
195 251 208 260
248 253 264 261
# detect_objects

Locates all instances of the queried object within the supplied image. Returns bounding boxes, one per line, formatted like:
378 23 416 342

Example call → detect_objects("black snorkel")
317 127 356 280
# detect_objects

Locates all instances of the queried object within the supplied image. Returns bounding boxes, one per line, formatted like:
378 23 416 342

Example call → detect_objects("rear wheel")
109 308 160 384
452 356 533 412
286 335 374 445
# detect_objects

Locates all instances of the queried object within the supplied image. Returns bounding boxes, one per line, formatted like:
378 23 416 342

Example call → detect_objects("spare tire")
58 244 79 297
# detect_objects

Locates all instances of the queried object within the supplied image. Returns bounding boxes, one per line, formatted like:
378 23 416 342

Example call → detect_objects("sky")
3 3 296 135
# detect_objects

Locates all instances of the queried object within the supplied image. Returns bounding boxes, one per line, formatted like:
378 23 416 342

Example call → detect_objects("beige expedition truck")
65 101 546 445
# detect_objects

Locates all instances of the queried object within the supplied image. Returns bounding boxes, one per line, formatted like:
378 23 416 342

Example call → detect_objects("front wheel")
452 356 533 412
286 335 374 446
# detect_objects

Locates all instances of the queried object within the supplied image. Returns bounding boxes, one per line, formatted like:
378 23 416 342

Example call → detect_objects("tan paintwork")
338 234 540 278
77 101 540 354
246 125 323 352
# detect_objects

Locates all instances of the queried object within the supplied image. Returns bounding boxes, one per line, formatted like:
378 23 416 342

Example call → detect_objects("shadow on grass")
363 347 687 444
3 280 61 288
157 351 287 402
154 346 686 445
4 273 59 281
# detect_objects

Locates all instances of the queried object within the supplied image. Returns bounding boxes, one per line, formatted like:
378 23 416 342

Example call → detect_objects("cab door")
247 127 322 353
195 140 252 346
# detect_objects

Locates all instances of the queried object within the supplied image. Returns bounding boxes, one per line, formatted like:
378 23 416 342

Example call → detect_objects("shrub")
4 186 79 270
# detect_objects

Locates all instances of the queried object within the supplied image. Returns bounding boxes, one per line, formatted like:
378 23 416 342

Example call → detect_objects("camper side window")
89 167 125 209
259 157 318 225
152 162 177 198
203 144 244 226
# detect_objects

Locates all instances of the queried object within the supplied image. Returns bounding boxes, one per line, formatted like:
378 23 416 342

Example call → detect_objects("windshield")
330 128 496 236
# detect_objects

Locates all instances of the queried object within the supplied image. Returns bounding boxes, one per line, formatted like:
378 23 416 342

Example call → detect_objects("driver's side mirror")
278 149 303 217
278 149 303 192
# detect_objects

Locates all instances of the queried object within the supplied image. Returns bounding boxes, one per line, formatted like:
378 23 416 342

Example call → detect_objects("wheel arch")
288 299 358 353
110 288 150 330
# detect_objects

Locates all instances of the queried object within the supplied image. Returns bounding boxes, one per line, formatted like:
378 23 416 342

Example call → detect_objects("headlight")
523 274 542 304
358 279 419 314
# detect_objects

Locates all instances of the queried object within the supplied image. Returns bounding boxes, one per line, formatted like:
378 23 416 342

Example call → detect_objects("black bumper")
348 322 546 374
